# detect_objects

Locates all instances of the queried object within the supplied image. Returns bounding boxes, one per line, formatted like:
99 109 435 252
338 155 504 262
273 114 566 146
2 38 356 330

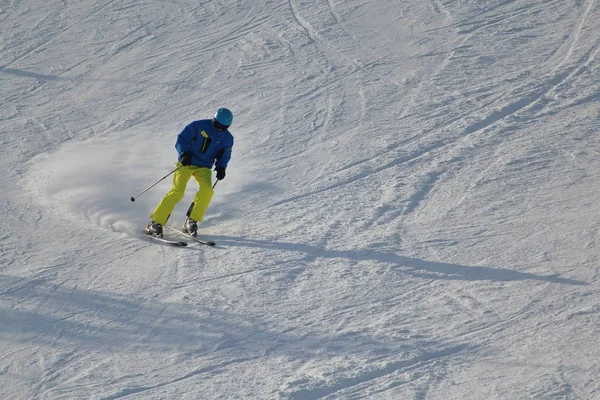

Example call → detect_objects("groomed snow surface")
2 1 600 399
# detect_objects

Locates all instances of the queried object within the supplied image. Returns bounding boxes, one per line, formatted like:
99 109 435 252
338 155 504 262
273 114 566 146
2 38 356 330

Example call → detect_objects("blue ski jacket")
175 119 234 169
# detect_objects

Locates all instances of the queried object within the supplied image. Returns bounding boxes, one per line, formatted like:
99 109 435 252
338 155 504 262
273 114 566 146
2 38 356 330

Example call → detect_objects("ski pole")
130 166 182 202
212 180 219 189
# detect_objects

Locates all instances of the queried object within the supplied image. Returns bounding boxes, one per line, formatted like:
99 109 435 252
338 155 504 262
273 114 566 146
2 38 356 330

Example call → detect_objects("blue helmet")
214 108 233 128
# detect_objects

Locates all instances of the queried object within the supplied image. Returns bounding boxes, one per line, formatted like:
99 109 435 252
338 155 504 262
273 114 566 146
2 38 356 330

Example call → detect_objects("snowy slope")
2 1 600 399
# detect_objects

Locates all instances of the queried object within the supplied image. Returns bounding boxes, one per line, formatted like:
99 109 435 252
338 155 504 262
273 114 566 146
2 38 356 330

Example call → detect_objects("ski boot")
145 220 163 238
183 217 198 237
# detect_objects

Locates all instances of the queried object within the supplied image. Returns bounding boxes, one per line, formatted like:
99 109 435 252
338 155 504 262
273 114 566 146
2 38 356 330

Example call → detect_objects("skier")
145 108 234 238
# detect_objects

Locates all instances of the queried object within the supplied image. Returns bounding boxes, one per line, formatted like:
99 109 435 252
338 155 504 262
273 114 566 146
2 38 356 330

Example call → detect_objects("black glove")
180 152 192 166
215 167 226 180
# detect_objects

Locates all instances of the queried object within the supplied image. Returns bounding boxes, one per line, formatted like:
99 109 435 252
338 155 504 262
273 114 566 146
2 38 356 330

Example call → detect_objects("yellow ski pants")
151 163 214 226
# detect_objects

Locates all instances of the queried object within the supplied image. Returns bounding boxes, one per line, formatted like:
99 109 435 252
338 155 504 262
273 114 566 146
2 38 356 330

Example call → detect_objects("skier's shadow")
209 236 587 286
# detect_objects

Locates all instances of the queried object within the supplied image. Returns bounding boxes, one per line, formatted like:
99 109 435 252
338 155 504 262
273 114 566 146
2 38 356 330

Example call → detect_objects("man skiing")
145 108 234 238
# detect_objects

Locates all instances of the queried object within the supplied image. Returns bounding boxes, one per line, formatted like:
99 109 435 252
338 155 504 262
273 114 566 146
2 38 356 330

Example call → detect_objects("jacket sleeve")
175 123 197 156
215 135 234 169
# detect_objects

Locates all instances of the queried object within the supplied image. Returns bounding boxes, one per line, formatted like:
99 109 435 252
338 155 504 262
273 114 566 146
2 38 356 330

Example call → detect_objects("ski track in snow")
2 0 600 399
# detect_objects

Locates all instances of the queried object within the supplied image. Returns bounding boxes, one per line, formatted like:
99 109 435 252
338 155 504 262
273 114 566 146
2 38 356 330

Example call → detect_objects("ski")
165 225 216 246
142 231 188 247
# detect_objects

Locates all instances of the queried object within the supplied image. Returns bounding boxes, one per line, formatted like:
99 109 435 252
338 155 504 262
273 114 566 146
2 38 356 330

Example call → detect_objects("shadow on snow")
210 236 587 286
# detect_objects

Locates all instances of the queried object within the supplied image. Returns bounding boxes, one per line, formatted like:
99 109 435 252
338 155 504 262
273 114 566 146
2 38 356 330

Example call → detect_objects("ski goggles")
213 119 230 132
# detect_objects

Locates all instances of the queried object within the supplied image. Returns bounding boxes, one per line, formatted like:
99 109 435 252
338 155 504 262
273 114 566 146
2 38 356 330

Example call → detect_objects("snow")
1 0 600 399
